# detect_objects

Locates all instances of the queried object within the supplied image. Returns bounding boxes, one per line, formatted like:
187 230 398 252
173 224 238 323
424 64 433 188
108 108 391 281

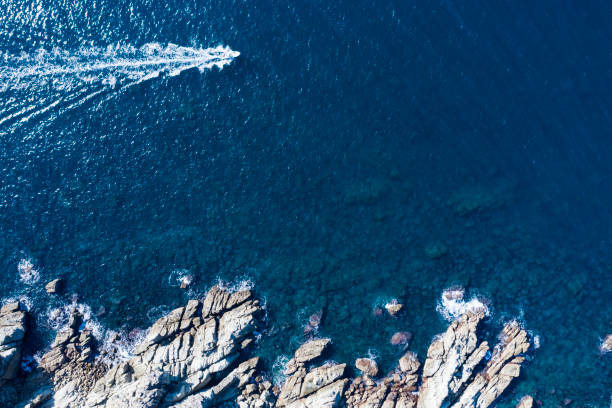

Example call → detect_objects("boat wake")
0 43 240 132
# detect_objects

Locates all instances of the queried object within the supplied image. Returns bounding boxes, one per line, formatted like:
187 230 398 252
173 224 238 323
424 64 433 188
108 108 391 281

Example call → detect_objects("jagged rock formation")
515 395 533 408
450 320 530 408
276 338 348 408
344 351 420 408
40 309 98 372
287 312 529 408
417 311 489 408
88 287 264 407
39 308 106 407
0 302 27 384
291 311 530 408
15 286 533 408
26 286 266 407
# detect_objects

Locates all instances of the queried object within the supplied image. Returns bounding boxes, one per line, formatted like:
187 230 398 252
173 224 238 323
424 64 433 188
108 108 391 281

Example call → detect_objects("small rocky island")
1 285 537 407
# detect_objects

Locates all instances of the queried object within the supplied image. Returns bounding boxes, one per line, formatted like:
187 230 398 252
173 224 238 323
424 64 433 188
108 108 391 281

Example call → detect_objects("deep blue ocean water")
1 0 611 406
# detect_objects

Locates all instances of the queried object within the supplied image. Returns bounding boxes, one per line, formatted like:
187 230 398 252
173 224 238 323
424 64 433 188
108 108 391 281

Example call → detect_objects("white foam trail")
0 43 240 129
0 43 239 86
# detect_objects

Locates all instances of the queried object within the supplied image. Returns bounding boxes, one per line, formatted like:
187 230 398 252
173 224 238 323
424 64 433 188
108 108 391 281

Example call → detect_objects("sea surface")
1 0 611 406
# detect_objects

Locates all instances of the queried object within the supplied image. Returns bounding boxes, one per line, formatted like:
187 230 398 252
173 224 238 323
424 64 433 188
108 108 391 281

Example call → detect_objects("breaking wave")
1 295 33 311
17 259 40 285
210 277 255 295
43 301 148 365
436 286 490 321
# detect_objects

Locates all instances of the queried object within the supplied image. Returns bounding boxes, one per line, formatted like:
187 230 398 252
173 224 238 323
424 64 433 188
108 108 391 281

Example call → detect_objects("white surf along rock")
12 286 534 408
437 286 490 321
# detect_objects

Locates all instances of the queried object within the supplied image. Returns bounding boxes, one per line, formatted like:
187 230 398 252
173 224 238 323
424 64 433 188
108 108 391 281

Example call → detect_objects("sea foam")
45 302 103 339
17 259 40 285
45 301 147 365
437 287 490 321
2 295 33 311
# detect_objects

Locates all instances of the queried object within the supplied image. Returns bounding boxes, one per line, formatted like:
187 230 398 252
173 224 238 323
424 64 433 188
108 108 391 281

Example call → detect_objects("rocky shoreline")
1 285 538 407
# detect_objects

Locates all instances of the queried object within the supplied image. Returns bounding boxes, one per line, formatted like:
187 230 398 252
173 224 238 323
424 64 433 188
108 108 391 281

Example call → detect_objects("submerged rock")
425 243 448 259
19 386 53 408
304 310 323 335
390 331 412 346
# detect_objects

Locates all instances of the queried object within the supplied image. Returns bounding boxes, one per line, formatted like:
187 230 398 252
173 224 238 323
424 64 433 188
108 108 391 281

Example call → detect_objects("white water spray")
437 286 490 321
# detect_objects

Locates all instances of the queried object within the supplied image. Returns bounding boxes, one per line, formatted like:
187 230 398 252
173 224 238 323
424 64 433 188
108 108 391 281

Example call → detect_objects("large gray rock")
0 302 27 383
277 339 347 408
283 338 331 376
45 279 63 295
33 286 268 408
450 320 530 408
39 308 106 408
85 286 264 408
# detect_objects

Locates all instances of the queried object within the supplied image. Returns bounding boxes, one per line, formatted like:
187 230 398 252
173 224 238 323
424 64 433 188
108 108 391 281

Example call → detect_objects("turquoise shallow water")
1 0 611 406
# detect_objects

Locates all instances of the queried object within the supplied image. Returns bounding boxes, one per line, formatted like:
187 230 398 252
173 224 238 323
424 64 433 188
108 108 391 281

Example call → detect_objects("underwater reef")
0 284 581 408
